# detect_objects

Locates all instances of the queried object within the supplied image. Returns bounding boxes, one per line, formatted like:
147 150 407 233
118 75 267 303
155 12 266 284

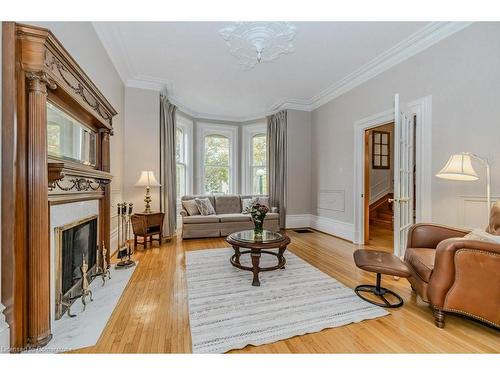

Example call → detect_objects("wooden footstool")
353 249 411 308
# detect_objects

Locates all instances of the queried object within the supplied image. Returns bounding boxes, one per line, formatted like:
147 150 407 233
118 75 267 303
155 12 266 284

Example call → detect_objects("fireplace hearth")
55 215 98 319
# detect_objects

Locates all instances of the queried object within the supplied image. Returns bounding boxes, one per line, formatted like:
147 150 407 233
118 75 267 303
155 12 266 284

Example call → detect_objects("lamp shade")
436 154 479 181
135 171 161 187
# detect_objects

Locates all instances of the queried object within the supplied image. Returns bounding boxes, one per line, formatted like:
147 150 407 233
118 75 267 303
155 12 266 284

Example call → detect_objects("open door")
392 94 415 258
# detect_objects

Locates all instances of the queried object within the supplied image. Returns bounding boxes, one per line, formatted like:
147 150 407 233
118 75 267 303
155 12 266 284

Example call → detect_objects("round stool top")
353 249 411 278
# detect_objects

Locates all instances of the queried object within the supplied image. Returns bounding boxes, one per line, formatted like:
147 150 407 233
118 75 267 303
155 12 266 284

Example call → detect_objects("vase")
253 220 264 239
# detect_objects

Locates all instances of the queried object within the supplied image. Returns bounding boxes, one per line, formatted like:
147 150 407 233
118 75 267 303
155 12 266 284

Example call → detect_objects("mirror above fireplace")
47 101 97 167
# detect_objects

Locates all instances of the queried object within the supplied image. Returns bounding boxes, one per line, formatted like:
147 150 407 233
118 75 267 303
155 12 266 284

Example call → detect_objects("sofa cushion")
404 247 435 282
265 212 279 220
255 196 270 209
218 213 252 223
215 195 241 214
241 197 257 213
195 197 216 215
182 199 200 216
182 195 215 208
183 215 219 224
241 195 271 208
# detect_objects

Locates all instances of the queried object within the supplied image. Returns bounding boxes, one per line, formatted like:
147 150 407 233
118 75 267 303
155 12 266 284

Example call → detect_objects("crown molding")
307 22 472 110
92 22 135 83
94 21 472 122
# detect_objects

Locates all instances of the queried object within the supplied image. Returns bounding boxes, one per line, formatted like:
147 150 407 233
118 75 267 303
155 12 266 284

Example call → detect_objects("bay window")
175 114 193 201
198 122 238 194
242 122 267 195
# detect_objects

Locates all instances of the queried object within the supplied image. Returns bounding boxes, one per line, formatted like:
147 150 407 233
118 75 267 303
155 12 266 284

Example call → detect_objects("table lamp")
135 171 161 213
436 152 491 218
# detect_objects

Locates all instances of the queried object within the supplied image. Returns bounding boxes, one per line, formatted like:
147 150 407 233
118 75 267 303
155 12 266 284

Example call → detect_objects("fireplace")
54 215 99 319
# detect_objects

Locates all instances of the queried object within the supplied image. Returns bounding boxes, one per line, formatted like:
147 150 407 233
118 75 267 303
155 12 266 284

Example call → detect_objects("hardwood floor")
71 229 499 353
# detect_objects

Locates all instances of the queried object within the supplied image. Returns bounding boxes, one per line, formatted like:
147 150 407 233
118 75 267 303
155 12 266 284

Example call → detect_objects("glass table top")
229 230 283 244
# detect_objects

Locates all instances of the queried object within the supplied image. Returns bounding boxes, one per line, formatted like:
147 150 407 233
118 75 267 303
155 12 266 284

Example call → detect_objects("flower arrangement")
250 203 269 237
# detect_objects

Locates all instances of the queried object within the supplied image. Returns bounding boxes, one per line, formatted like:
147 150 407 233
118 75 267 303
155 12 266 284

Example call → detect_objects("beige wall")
311 22 500 228
287 110 312 215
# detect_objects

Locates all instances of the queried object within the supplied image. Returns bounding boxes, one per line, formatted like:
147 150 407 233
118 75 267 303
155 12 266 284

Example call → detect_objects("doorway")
364 122 395 251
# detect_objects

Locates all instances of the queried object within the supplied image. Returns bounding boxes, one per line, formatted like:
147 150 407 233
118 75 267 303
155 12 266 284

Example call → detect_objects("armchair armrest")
179 209 188 217
428 238 500 308
407 223 469 249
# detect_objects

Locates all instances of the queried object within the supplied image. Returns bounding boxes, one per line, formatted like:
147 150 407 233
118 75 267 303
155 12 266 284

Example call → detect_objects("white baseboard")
0 303 10 352
286 214 313 229
286 214 354 242
310 215 355 242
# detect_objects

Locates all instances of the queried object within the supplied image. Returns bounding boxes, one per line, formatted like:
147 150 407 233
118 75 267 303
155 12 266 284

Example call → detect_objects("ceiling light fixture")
219 22 296 69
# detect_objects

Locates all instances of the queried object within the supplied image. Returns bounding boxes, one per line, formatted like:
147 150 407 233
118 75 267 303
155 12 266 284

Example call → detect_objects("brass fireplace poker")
116 202 136 269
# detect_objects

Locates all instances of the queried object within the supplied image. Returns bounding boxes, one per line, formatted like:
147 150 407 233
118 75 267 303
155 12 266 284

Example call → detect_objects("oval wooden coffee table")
226 230 291 286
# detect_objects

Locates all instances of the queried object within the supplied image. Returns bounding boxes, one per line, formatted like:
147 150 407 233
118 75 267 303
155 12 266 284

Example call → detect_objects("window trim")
197 122 238 194
242 122 267 195
176 114 193 200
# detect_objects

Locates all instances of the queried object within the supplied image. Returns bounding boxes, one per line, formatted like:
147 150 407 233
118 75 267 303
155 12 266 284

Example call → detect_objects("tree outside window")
251 133 267 195
204 135 230 194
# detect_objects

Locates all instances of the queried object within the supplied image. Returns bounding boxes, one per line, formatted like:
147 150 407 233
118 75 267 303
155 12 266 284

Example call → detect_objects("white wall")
123 87 161 213
31 22 125 249
311 23 500 232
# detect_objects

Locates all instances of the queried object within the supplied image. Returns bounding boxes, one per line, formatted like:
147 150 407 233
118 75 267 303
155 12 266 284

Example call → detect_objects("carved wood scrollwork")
44 49 113 127
49 177 110 192
26 71 57 92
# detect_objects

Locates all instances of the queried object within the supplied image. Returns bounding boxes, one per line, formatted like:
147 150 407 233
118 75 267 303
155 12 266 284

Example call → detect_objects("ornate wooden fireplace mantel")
1 23 117 350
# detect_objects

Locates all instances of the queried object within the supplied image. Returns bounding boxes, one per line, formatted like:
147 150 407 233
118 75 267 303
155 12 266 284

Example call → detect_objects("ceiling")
93 22 467 121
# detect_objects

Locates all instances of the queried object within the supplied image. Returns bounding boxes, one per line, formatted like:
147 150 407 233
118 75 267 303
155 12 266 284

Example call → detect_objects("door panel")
393 94 415 257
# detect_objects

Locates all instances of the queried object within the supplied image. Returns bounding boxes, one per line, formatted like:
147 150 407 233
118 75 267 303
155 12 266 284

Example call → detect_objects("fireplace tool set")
116 202 136 269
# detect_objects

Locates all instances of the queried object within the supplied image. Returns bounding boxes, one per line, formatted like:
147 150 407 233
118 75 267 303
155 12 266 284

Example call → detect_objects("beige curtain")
159 94 177 237
267 110 287 228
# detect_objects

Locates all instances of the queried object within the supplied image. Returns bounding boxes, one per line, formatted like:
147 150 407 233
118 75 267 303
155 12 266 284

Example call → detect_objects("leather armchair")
404 203 500 329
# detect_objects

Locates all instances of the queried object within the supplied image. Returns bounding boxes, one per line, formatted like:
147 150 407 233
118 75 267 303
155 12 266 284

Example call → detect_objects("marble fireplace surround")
49 200 99 330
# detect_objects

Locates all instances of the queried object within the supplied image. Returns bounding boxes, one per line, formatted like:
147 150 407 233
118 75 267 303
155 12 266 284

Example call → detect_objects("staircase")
369 193 394 229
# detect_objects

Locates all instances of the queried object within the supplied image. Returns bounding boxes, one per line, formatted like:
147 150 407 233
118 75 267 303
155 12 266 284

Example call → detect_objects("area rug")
185 248 388 353
31 263 137 353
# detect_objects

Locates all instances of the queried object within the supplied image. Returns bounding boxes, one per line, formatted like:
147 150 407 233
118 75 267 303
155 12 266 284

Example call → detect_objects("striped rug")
185 247 388 353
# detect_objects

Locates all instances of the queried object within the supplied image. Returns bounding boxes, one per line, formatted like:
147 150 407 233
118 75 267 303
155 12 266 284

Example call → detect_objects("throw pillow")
241 197 257 213
195 197 216 216
463 229 500 244
253 196 270 209
182 199 200 216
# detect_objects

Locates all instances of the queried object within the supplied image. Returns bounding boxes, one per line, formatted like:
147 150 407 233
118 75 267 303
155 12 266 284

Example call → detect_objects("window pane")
204 166 230 194
252 134 266 166
176 163 186 199
252 167 267 195
204 135 229 166
176 127 184 162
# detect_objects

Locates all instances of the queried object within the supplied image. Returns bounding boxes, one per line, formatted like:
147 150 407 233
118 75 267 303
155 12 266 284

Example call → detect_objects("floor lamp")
436 152 491 219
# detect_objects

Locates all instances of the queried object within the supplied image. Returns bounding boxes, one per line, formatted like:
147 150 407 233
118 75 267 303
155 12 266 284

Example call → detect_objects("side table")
131 212 165 249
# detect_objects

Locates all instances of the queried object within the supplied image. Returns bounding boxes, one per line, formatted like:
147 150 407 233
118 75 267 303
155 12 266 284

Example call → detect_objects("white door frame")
353 95 432 245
